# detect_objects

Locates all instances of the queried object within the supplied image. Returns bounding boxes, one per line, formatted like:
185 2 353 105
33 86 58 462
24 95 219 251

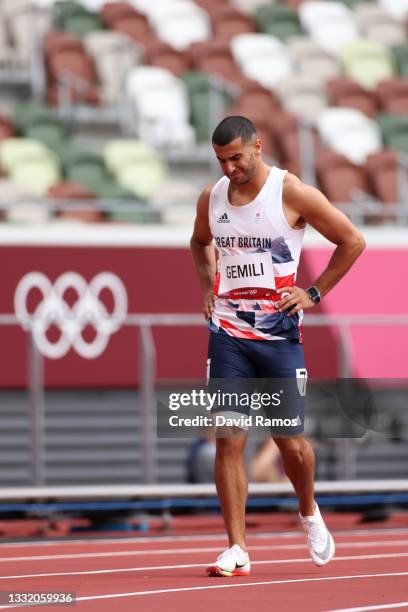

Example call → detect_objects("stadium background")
0 0 407 531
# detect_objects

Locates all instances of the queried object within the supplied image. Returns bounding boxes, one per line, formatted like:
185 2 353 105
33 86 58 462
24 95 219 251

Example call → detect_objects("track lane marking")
326 602 408 611
1 570 407 608
0 528 407 548
2 552 408 580
2 540 408 563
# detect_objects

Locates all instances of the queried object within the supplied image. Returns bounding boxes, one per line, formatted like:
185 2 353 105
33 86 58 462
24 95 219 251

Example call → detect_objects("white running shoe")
300 503 336 567
206 544 251 577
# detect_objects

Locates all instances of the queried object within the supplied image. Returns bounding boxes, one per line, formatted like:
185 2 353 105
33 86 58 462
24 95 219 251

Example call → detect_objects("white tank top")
209 166 305 341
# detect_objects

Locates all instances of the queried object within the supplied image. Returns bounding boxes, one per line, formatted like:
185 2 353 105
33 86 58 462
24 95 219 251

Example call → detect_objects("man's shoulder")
283 172 304 200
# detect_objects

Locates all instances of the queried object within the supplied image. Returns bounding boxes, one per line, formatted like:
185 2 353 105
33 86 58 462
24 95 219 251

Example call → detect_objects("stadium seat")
53 0 103 38
365 148 399 204
3 0 51 65
48 180 97 199
376 78 408 114
326 77 379 117
255 4 302 40
0 114 15 141
146 1 211 51
271 110 318 176
44 30 99 106
392 44 408 77
150 178 200 225
0 177 38 205
110 13 157 48
274 75 327 124
230 0 271 14
104 138 165 176
59 12 103 38
64 149 107 192
210 5 256 39
340 39 395 90
376 112 408 155
84 31 139 105
354 3 406 47
235 79 281 115
126 66 195 149
378 0 408 20
48 181 103 222
100 2 139 27
24 118 69 156
145 42 190 77
317 107 382 164
11 154 60 196
115 158 167 200
195 0 229 11
188 39 243 83
182 71 215 142
298 1 358 54
0 138 51 171
288 37 341 82
316 147 371 203
230 33 292 90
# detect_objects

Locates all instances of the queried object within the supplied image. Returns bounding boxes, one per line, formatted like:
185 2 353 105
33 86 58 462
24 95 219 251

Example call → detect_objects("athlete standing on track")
190 116 365 577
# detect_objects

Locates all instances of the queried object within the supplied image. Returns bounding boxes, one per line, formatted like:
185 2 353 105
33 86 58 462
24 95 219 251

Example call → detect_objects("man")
190 116 365 577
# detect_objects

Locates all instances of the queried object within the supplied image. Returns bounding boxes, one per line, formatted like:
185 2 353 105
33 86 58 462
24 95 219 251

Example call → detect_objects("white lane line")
1 570 407 608
2 540 408 563
2 552 408 581
0 528 407 548
326 602 408 611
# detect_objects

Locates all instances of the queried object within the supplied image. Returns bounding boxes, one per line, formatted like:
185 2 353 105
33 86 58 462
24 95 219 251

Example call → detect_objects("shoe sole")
311 533 336 567
206 564 250 577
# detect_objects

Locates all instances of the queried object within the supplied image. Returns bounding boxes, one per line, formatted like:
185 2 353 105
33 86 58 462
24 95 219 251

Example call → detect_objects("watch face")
308 287 320 303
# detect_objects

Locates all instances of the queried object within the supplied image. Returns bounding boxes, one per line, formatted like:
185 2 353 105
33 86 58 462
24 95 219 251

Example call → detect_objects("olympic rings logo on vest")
14 272 128 360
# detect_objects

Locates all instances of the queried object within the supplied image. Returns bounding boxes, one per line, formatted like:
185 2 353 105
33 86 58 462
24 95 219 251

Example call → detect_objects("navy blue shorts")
208 331 305 379
207 331 306 435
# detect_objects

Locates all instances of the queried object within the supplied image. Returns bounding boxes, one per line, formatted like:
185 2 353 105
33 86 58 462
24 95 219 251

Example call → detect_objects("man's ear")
254 137 262 156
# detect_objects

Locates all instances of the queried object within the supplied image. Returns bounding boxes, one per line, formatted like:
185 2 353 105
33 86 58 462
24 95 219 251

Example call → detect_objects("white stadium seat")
317 107 382 164
299 1 358 54
126 66 195 150
231 33 285 67
275 76 327 124
379 0 408 20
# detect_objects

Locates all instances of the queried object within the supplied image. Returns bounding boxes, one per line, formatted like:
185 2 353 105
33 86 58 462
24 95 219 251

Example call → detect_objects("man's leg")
273 435 315 516
215 429 248 549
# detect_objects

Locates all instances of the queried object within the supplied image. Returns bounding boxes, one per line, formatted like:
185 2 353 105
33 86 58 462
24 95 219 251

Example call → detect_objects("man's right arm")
190 187 216 320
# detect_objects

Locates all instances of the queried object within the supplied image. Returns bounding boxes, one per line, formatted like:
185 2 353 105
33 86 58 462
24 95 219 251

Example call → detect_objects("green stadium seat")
54 0 92 25
62 14 104 38
376 113 408 156
392 45 408 77
65 151 107 193
338 0 376 7
13 102 55 134
95 180 135 200
181 71 233 143
24 119 70 154
340 40 395 90
255 4 302 41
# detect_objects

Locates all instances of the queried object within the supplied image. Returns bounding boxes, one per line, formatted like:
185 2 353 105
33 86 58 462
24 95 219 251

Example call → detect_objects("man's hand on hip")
203 289 215 320
276 286 315 317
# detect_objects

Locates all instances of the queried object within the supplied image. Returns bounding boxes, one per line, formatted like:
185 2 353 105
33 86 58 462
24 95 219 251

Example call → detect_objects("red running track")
0 526 408 611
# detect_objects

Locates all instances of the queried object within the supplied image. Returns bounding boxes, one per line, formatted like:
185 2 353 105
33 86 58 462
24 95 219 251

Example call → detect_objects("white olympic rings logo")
14 272 128 359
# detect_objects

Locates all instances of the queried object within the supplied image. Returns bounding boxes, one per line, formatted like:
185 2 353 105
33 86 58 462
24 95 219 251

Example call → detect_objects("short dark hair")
212 116 257 146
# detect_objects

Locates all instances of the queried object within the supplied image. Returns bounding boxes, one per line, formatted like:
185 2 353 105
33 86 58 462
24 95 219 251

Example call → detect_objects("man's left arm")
276 174 366 317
